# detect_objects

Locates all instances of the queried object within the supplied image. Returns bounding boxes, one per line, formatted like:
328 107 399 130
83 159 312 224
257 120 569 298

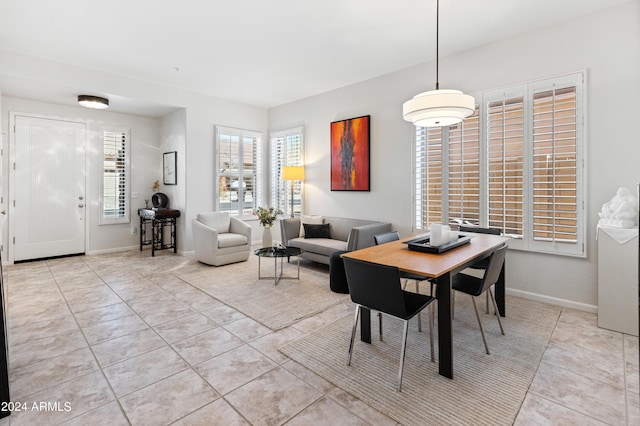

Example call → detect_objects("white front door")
12 115 86 261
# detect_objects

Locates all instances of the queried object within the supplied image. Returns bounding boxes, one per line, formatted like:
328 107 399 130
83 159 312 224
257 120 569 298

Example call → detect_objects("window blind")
532 86 578 243
415 126 443 229
270 127 303 216
487 96 525 236
448 110 480 226
102 129 129 224
216 126 262 215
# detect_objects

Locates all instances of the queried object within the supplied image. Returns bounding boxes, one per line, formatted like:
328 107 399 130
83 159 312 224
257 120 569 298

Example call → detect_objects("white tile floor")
0 250 638 425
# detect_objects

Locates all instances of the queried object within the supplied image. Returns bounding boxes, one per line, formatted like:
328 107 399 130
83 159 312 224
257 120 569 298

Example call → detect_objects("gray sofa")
279 216 392 265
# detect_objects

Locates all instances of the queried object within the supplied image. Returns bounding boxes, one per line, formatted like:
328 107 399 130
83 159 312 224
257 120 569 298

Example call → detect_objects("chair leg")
489 288 505 335
471 296 490 355
348 305 360 365
429 304 435 362
485 291 490 314
398 320 409 391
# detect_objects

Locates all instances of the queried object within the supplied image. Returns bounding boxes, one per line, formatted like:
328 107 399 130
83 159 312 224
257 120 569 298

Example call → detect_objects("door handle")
78 204 84 208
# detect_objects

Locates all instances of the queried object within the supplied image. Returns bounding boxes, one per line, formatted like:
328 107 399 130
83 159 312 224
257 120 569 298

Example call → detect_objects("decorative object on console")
402 0 475 127
151 192 169 209
598 186 637 228
163 151 177 185
281 166 305 217
331 115 370 191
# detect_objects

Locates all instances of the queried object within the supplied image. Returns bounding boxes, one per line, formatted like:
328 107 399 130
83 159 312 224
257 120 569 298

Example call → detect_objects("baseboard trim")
506 288 597 314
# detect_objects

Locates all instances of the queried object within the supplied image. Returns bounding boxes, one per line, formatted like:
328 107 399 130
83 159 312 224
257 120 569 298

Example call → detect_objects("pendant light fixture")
77 95 109 109
402 0 475 127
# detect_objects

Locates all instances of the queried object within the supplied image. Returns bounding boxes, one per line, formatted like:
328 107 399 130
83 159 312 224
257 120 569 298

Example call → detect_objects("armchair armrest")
347 222 392 251
192 218 220 254
230 216 252 242
280 217 301 245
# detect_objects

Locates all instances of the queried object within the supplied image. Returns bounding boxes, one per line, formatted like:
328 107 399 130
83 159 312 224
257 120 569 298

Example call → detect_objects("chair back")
374 231 400 245
479 244 508 294
459 225 501 235
343 258 407 318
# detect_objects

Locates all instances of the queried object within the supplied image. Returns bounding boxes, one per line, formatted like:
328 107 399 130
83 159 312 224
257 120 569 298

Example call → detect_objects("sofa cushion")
300 215 323 237
198 212 231 233
218 232 247 248
287 238 347 257
303 223 331 239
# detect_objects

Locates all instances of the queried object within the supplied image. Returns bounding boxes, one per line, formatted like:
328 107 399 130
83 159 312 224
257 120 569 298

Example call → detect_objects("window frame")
99 126 130 225
270 127 304 217
413 71 585 257
215 126 262 217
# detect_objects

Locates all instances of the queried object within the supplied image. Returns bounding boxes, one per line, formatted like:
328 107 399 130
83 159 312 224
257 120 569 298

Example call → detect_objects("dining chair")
374 231 434 296
458 225 502 314
343 257 436 391
374 231 435 334
451 243 507 355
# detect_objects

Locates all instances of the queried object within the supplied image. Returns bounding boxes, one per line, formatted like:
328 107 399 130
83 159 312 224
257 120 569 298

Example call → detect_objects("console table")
138 208 180 256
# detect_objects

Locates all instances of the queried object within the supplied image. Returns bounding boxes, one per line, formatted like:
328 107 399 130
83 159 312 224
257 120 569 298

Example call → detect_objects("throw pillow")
303 223 331 239
299 215 323 237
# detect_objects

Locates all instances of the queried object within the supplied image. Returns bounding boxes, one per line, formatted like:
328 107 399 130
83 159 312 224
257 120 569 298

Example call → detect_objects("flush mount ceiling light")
402 0 475 127
77 95 109 109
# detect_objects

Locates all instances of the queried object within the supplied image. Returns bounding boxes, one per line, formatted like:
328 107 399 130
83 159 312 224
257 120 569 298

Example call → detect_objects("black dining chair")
374 231 434 296
451 243 507 355
458 225 502 314
343 257 436 391
374 231 435 334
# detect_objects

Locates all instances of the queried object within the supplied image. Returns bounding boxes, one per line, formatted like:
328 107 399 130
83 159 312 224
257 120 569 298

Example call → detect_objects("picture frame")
163 151 177 185
330 115 370 191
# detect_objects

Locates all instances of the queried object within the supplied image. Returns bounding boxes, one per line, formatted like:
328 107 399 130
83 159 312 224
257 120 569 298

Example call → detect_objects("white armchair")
192 212 252 266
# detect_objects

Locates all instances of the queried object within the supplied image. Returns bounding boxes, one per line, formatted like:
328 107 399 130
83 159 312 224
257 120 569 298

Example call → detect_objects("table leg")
438 272 454 379
359 307 372 344
495 263 506 317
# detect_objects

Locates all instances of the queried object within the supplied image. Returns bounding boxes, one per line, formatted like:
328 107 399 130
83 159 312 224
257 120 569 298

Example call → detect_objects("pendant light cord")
435 0 440 90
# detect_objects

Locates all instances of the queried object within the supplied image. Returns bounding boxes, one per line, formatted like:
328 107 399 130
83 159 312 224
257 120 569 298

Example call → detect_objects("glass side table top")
254 247 301 258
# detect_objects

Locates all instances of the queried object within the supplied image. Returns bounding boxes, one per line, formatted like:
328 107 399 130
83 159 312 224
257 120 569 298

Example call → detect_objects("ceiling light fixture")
77 95 109 109
402 0 475 127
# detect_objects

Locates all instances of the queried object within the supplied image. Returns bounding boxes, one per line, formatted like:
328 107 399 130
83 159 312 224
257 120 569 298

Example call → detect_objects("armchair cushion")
218 233 248 248
197 212 230 233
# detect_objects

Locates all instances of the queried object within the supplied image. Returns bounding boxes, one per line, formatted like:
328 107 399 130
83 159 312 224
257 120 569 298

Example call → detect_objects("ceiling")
0 0 632 113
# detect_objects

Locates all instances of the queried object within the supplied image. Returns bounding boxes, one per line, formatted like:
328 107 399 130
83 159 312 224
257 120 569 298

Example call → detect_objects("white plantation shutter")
448 110 480 225
530 82 581 254
413 71 584 256
415 126 443 229
216 126 262 216
101 128 129 224
270 127 303 216
487 96 525 236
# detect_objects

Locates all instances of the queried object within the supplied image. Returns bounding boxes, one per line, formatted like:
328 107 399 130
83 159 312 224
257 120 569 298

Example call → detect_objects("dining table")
341 232 508 379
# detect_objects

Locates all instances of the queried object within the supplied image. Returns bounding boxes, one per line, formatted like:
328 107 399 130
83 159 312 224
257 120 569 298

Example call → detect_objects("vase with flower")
253 206 283 247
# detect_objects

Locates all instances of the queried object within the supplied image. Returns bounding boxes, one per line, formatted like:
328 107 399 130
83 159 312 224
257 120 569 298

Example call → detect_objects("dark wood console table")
138 208 180 256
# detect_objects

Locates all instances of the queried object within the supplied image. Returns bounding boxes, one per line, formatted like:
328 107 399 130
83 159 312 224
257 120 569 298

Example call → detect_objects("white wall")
268 1 640 309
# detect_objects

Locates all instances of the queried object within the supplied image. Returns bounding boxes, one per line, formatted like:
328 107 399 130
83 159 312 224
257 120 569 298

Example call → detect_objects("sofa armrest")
192 218 220 254
346 222 392 251
230 216 252 242
280 217 301 245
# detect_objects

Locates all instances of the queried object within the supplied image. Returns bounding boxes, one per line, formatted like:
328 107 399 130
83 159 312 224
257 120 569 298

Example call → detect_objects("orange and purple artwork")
330 115 370 191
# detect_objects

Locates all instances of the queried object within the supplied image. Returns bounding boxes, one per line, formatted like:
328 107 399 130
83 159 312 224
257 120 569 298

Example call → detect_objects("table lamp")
282 166 305 217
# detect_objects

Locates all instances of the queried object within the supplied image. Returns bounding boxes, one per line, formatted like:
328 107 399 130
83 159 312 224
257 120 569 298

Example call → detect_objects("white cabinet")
597 227 639 336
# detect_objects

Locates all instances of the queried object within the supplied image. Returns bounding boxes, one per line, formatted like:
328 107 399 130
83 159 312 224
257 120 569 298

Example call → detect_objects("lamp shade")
78 95 109 109
403 89 475 127
282 166 305 181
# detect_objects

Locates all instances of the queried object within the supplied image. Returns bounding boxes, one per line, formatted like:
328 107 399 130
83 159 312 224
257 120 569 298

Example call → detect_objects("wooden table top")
342 233 508 278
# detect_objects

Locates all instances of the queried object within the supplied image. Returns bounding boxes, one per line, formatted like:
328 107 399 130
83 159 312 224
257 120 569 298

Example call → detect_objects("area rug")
179 254 348 331
280 295 561 426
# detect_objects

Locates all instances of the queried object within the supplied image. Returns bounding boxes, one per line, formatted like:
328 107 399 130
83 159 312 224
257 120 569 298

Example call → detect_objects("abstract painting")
330 115 370 191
